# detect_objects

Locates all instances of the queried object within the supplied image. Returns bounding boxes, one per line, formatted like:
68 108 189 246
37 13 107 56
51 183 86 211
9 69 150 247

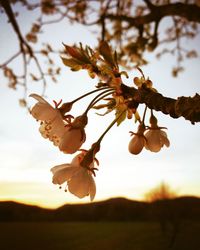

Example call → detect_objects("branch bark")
0 0 33 55
104 3 200 27
121 84 200 124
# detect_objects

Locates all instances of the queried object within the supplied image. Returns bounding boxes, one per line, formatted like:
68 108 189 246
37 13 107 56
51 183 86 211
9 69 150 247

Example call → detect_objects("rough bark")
121 84 200 124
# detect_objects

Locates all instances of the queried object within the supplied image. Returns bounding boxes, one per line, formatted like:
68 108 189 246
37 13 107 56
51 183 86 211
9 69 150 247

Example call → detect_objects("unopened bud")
72 114 88 129
59 102 73 115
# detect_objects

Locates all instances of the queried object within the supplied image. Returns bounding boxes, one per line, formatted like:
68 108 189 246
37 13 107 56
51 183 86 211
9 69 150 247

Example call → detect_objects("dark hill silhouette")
0 201 52 221
0 196 200 222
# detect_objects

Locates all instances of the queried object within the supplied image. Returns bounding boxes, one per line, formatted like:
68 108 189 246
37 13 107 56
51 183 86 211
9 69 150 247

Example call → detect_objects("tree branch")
121 84 200 124
104 3 200 27
0 0 33 55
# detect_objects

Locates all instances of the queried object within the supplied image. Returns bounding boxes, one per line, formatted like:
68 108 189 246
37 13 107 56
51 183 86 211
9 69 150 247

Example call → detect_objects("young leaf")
99 41 116 68
61 57 82 71
115 105 127 126
63 44 90 63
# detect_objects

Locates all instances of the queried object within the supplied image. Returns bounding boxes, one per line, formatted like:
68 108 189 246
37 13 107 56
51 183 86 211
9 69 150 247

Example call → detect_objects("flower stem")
96 110 126 145
142 105 148 123
80 110 126 171
71 86 112 104
84 89 114 114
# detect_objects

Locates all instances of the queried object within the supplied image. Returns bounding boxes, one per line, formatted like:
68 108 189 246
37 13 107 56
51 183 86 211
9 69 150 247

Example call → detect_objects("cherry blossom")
30 94 66 145
59 114 87 154
145 114 170 152
128 123 146 155
51 152 96 201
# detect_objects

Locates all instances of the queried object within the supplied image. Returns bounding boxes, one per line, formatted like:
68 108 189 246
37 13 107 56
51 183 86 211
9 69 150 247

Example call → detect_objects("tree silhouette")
145 182 180 248
1 0 200 124
145 182 177 202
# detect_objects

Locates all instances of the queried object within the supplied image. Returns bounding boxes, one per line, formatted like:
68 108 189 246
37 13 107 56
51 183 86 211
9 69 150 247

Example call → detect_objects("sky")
0 2 200 208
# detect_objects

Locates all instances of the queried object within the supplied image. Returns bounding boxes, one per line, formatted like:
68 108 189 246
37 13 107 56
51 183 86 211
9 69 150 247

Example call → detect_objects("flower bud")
59 102 73 116
128 134 146 155
59 114 88 154
128 124 146 155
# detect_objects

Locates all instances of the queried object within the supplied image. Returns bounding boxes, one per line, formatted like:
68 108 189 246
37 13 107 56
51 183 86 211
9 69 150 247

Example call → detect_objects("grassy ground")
0 221 199 250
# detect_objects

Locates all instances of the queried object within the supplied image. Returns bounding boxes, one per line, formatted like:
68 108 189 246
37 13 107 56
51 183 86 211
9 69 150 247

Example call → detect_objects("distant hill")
0 196 200 222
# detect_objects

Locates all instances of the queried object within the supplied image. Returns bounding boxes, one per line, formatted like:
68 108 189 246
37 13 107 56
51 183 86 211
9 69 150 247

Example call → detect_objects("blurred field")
0 221 199 250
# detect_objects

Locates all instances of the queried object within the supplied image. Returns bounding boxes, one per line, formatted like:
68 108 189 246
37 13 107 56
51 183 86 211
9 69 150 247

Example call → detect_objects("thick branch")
104 3 200 27
121 84 200 124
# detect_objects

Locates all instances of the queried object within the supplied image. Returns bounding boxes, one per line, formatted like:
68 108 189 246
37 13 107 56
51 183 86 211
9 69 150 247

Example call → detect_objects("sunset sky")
0 1 200 208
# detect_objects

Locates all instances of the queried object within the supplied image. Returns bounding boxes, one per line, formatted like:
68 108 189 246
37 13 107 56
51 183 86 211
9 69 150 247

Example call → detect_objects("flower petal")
145 130 161 152
59 129 85 154
31 102 57 121
71 153 83 166
38 116 66 144
160 131 170 147
88 175 96 201
68 168 90 198
49 116 66 137
51 164 78 185
51 164 70 174
128 135 145 155
29 93 49 104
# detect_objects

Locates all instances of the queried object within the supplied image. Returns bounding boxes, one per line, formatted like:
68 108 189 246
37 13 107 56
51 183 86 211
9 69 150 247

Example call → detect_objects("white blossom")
59 127 86 154
128 124 146 155
145 114 170 152
58 115 87 154
51 153 96 201
30 94 66 145
145 129 170 152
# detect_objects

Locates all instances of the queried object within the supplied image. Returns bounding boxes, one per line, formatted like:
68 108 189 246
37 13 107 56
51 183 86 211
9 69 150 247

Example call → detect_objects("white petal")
38 116 66 146
88 175 96 201
68 168 90 198
31 102 57 121
145 130 161 152
49 115 66 137
51 164 78 185
29 94 49 104
160 131 170 147
51 163 70 174
39 122 50 138
71 153 83 166
59 129 85 154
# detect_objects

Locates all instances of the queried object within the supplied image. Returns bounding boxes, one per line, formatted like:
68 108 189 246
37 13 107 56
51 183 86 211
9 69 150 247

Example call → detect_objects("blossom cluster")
30 42 170 201
129 114 170 155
